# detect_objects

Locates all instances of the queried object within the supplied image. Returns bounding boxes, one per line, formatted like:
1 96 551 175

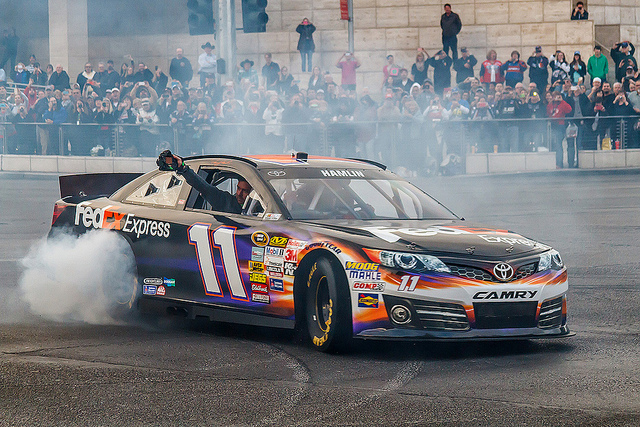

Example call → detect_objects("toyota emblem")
267 170 286 177
493 263 514 281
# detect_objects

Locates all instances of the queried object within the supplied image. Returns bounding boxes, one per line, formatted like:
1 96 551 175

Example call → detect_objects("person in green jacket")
587 45 608 84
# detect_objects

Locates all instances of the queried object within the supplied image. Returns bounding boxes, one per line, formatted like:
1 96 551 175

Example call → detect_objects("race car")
50 153 571 351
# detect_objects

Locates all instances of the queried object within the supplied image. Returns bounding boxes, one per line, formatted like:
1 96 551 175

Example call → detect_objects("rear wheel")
107 237 140 321
305 257 352 352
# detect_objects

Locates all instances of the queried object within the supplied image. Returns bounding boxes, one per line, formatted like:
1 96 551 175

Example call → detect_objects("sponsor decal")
305 241 342 254
265 246 284 257
284 262 297 276
251 231 269 247
74 203 170 238
270 278 284 292
267 170 286 177
284 248 298 263
251 247 265 262
251 283 269 294
178 199 186 205
361 226 472 243
473 290 538 300
249 261 265 273
320 169 365 177
264 255 284 268
143 278 162 285
348 270 382 280
286 239 306 250
353 282 385 291
249 272 267 284
478 235 540 247
266 265 283 274
263 213 281 221
358 293 379 308
142 285 157 295
269 236 289 248
163 277 176 287
268 270 283 278
252 293 270 304
156 285 166 296
346 262 379 271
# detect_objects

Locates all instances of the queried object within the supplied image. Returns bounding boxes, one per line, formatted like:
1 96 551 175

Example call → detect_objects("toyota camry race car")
50 154 571 351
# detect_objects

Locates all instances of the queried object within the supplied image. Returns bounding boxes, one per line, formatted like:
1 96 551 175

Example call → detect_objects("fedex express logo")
75 203 170 238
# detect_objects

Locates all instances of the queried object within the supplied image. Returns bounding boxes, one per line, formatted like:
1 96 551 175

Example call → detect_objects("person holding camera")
296 18 316 73
571 2 588 20
611 41 637 82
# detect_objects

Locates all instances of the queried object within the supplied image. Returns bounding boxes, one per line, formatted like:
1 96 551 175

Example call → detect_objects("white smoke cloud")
19 230 137 324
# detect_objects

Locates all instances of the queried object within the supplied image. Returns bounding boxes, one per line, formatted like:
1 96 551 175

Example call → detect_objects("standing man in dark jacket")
169 48 193 88
0 29 19 72
527 46 549 93
440 4 462 61
453 47 477 83
428 50 453 95
296 18 316 72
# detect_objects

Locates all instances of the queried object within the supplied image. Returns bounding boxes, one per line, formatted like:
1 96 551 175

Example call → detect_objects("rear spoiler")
59 173 143 198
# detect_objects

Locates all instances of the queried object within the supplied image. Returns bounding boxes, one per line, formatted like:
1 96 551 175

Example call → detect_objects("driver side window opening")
185 168 265 216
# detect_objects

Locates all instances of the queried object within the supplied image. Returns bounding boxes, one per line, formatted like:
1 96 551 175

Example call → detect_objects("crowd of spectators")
1 2 639 174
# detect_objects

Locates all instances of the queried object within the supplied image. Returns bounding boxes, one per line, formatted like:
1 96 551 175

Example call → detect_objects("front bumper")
356 325 573 340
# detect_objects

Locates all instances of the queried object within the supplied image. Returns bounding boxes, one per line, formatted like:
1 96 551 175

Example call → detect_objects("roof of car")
184 154 387 170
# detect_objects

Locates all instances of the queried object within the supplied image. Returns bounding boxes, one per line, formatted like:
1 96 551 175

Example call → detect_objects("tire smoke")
19 230 137 324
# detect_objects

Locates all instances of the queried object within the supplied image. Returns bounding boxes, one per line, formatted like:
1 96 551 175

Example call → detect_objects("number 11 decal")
188 223 248 300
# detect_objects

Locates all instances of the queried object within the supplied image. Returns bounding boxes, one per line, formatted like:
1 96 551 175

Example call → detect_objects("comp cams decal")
75 203 170 238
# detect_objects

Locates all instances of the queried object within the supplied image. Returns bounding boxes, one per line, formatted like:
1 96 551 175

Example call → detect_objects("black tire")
107 237 140 321
305 256 352 352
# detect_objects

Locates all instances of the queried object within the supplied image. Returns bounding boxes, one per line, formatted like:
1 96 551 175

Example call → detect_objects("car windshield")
268 177 456 220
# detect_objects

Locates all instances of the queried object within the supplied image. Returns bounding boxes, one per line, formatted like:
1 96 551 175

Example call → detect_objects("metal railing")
1 116 638 172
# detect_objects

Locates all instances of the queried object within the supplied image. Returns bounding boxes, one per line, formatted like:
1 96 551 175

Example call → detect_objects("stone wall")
78 1 596 92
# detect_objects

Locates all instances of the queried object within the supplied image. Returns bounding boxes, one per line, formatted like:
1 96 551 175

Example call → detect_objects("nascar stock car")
50 153 571 351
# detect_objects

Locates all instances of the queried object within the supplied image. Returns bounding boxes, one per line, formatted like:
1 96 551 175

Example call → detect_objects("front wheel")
305 257 352 352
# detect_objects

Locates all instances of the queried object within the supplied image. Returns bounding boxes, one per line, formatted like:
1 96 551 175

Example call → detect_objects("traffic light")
187 0 215 36
241 0 268 33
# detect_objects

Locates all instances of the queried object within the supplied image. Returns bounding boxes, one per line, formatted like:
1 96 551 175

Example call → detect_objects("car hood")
298 219 551 259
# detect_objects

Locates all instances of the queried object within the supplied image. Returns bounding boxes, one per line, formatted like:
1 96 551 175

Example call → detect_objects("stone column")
48 0 89 76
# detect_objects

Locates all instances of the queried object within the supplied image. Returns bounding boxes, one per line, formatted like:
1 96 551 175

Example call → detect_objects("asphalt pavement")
1 170 639 426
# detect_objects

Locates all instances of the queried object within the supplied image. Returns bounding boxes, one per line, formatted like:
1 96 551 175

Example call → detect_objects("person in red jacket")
546 90 573 168
479 50 504 89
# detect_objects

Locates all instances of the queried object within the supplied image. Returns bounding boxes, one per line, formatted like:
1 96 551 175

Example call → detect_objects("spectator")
30 62 47 86
308 66 325 92
610 91 636 147
611 41 637 82
501 50 527 89
170 100 192 151
276 66 295 97
571 2 588 20
198 42 217 88
549 51 570 84
411 49 429 86
12 101 35 154
547 90 572 168
238 59 259 86
134 62 154 84
136 98 160 156
395 68 414 93
98 60 121 92
170 48 193 88
0 29 19 72
480 50 503 87
521 90 546 151
440 3 462 61
153 67 169 94
353 94 377 159
382 54 400 88
428 50 453 95
262 53 280 90
11 63 29 85
76 63 95 92
453 47 477 84
296 18 316 72
336 52 361 91
24 55 37 74
42 97 68 154
569 51 587 85
526 47 548 95
494 88 521 152
0 68 5 84
376 93 401 162
587 45 608 84
48 64 70 91
44 64 54 84
622 66 637 92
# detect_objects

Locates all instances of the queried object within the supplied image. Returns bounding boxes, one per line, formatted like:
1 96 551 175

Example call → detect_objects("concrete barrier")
466 152 555 174
579 150 640 169
0 155 156 174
